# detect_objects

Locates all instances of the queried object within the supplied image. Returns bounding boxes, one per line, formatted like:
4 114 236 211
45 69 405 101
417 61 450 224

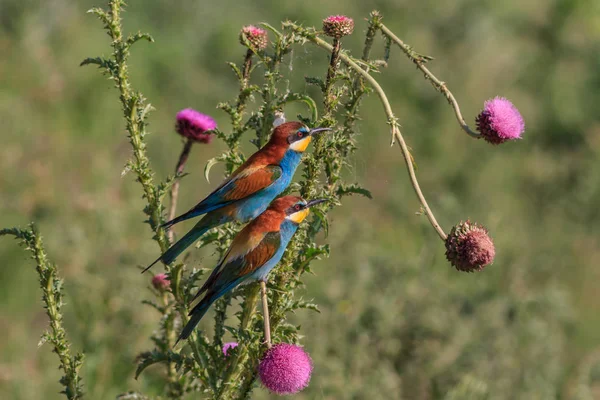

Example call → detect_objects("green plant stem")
296 27 447 240
1 226 84 400
378 23 480 139
84 1 180 393
167 138 193 242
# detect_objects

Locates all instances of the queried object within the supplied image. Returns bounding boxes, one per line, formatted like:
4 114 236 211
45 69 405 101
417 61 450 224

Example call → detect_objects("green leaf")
337 184 373 199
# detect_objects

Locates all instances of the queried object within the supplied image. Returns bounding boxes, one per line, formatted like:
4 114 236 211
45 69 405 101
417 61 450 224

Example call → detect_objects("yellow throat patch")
287 208 310 224
289 136 312 152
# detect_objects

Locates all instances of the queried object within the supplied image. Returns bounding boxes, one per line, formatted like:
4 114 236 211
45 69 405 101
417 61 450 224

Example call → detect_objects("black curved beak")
306 198 327 208
309 127 332 136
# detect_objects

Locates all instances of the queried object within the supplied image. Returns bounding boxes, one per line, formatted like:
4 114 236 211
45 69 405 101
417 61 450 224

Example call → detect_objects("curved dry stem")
379 23 480 139
305 32 447 240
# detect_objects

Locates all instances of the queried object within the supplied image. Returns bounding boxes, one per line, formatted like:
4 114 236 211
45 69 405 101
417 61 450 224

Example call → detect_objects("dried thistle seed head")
259 343 313 395
445 221 495 272
240 25 268 51
476 97 525 144
175 108 217 143
151 273 170 291
323 15 354 38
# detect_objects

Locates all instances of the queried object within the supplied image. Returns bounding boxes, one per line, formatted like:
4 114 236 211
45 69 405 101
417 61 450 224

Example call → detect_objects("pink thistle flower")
445 221 496 272
323 15 354 38
476 97 525 144
175 109 217 143
259 343 313 395
240 25 268 51
222 342 238 357
151 273 170 292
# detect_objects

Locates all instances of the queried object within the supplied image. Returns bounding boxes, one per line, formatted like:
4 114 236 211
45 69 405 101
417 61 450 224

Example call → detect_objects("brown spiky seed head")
445 221 495 272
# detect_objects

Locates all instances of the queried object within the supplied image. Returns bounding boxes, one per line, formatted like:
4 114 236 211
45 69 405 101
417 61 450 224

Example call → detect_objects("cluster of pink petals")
175 108 217 143
476 97 525 144
259 343 313 395
240 25 268 50
151 273 170 292
222 342 238 357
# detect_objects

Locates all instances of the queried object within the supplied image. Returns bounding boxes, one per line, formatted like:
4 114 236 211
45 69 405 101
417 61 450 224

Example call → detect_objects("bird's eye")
297 131 303 138
294 204 301 211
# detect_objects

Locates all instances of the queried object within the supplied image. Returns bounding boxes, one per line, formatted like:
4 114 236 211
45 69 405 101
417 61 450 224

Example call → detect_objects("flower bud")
175 108 216 143
151 273 170 292
240 25 268 51
323 15 354 38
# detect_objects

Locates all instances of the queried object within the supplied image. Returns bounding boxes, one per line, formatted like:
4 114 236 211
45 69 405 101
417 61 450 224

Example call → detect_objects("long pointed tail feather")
142 218 214 273
176 298 213 345
161 208 197 229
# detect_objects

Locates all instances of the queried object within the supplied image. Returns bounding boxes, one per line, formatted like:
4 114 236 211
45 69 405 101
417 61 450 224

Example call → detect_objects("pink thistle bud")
175 108 217 143
323 15 354 38
151 273 170 292
445 221 495 272
222 342 238 357
476 97 525 144
259 343 313 395
240 25 268 51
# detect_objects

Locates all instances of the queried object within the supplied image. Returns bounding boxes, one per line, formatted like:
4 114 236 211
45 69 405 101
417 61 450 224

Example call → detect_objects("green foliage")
0 225 84 400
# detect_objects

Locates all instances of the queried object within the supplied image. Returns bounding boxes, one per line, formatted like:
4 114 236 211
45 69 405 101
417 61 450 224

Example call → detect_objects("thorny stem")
0 226 84 400
378 23 480 139
298 28 447 240
260 281 272 349
167 138 193 242
84 0 179 393
216 285 260 399
325 38 341 112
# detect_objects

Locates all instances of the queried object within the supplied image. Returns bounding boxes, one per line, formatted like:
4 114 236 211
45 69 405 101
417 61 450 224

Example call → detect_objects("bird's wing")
190 230 281 305
190 164 282 214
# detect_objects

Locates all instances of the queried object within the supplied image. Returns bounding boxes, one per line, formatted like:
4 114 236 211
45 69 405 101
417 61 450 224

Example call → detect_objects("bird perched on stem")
143 122 330 273
177 195 326 343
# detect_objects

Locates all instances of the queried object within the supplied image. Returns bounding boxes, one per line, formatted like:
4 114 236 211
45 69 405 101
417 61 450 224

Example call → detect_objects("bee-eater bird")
177 195 326 343
143 122 330 273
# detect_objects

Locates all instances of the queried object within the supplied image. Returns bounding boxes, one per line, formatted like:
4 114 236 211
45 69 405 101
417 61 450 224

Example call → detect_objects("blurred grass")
1 0 600 398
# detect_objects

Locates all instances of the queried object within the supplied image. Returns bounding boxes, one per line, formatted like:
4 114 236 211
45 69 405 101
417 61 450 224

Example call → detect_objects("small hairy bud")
240 25 268 51
222 342 238 357
323 15 354 38
151 273 170 292
175 108 217 143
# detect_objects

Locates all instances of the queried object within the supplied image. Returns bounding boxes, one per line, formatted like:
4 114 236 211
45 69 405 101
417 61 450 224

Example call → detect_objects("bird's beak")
306 198 327 208
309 127 332 136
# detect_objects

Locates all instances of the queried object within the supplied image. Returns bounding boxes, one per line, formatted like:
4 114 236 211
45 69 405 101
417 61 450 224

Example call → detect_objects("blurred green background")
2 0 600 398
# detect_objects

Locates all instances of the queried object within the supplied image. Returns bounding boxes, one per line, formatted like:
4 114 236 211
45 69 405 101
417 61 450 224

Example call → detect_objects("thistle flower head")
445 221 495 272
222 342 238 357
259 343 313 395
240 25 268 51
151 273 170 292
175 108 217 143
323 15 354 38
476 97 525 144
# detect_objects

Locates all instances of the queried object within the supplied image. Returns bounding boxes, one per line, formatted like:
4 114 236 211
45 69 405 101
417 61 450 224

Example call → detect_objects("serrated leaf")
337 184 373 199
